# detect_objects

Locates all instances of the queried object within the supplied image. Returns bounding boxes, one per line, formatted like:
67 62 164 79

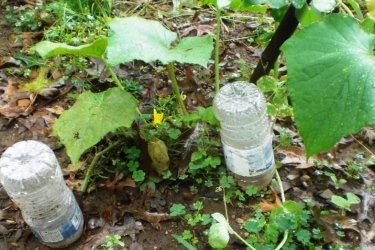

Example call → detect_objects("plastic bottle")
0 140 84 248
213 82 275 189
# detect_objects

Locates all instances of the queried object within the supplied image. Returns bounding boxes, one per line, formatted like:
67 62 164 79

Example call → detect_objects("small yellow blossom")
153 109 164 125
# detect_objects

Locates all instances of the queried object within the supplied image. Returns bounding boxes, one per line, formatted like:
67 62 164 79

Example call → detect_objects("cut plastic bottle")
0 140 84 248
213 82 275 189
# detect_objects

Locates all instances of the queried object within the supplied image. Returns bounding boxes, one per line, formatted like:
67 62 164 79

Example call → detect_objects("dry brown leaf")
103 172 137 190
258 186 282 212
63 162 86 174
278 146 315 169
360 126 375 145
82 219 144 250
180 24 214 37
136 211 172 230
17 99 31 107
0 78 32 118
46 105 65 115
65 179 84 192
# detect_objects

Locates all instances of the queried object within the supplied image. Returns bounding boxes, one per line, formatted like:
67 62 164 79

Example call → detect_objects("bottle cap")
0 140 59 195
213 82 267 125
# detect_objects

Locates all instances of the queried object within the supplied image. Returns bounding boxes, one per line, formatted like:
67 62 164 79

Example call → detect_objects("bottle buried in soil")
213 82 275 190
0 140 83 248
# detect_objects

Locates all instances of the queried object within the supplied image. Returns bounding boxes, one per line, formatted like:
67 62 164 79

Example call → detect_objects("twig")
350 134 374 156
81 140 122 193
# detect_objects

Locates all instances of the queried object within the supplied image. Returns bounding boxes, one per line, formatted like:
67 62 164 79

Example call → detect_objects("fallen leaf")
17 99 31 107
258 186 282 212
180 24 215 37
312 206 359 243
278 146 315 169
65 179 84 192
63 162 86 174
137 211 172 229
46 105 65 115
360 126 375 145
82 218 143 250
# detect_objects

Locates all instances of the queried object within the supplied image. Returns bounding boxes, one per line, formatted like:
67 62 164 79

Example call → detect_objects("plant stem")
275 169 285 203
231 229 256 250
81 140 122 193
223 188 229 220
214 7 221 93
275 169 288 250
222 188 256 250
167 62 188 115
104 60 124 90
339 1 354 17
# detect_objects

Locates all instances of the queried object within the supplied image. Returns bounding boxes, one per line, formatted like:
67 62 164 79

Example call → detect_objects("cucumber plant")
31 16 213 165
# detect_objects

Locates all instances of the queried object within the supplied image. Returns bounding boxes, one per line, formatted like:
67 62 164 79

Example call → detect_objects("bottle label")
32 202 83 243
223 136 274 177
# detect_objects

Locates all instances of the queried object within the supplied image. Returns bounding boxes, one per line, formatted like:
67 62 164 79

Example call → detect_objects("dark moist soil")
1 2 375 250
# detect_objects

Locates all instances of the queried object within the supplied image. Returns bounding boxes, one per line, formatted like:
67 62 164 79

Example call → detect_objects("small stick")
350 134 374 156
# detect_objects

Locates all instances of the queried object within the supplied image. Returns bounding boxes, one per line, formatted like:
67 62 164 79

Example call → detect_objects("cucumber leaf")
282 14 375 157
53 88 137 163
31 37 107 59
107 17 213 67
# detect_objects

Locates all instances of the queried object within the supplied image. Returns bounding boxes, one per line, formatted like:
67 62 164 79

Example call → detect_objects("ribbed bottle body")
0 140 83 248
213 82 275 189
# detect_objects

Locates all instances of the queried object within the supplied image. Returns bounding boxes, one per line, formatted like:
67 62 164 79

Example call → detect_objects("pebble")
300 175 311 182
39 87 59 99
236 218 244 224
320 189 334 200
287 174 299 180
229 43 236 49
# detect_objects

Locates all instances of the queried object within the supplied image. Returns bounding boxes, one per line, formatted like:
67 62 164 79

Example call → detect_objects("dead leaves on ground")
82 217 144 250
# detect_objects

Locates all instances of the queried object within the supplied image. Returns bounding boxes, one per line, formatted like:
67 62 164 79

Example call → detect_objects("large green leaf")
282 14 375 157
53 88 137 163
107 17 213 67
31 37 107 59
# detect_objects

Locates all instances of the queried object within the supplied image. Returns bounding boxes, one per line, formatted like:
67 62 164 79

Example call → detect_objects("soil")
0 2 375 250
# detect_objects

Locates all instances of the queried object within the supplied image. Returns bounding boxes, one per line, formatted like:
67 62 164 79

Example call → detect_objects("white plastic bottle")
213 82 275 189
0 140 84 248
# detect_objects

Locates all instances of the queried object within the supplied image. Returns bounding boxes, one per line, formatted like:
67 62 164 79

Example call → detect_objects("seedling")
331 193 360 211
104 234 125 250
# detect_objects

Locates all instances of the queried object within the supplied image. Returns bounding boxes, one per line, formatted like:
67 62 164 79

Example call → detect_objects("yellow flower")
153 109 164 125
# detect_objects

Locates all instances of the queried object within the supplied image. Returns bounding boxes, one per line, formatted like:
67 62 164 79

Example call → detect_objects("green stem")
339 1 354 17
223 188 229 220
230 228 257 250
214 8 221 93
222 188 256 250
81 140 122 193
275 169 288 250
104 60 124 90
167 62 188 115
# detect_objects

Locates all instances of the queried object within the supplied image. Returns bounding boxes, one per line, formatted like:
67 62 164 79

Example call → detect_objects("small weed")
257 76 293 119
104 234 125 250
331 192 360 212
170 203 186 216
121 79 144 97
